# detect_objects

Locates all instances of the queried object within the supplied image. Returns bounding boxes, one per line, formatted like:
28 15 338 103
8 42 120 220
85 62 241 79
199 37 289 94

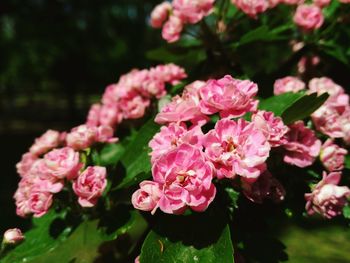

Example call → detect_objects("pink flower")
96 126 118 143
309 77 344 97
339 0 350 3
203 119 270 182
119 93 150 119
150 63 187 85
42 147 82 180
252 110 289 147
134 256 140 263
297 56 320 74
150 2 172 28
73 166 107 207
152 144 216 214
14 180 32 217
305 171 350 219
320 139 347 172
149 123 203 163
172 0 214 24
155 82 209 126
3 228 24 245
131 181 162 213
199 75 258 118
283 121 321 167
99 103 123 128
293 5 324 31
29 191 53 217
282 0 304 5
66 125 97 150
16 152 38 177
231 0 268 18
242 170 286 203
273 76 305 95
29 130 61 156
162 15 184 43
86 104 101 127
313 0 331 7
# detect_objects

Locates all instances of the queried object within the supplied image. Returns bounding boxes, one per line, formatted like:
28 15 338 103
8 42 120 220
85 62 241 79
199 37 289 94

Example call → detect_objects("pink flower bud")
293 5 324 31
3 229 24 245
132 181 162 214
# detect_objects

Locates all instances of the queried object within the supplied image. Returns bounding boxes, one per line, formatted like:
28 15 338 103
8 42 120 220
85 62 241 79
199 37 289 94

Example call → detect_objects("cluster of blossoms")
14 64 187 218
86 63 187 128
132 74 350 218
150 0 215 42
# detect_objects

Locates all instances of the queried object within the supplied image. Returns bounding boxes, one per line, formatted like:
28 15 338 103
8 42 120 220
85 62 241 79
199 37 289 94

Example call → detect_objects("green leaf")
281 93 329 124
345 155 350 170
118 119 159 189
99 143 125 166
1 210 68 263
258 92 305 116
343 205 350 219
320 41 348 65
225 188 240 209
140 208 234 263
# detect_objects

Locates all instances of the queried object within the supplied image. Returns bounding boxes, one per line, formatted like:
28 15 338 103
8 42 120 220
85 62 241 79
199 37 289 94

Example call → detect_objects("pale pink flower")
309 77 344 97
252 110 289 147
313 0 331 7
150 2 172 28
293 5 324 31
73 166 107 207
3 228 24 245
305 171 350 219
203 119 270 182
231 0 269 18
162 15 184 43
42 147 82 180
273 76 305 95
341 109 350 144
14 180 32 217
242 170 286 203
320 139 347 172
131 181 162 213
99 103 123 128
282 0 304 4
149 123 203 163
297 56 320 74
155 82 209 126
29 190 53 217
134 256 140 263
199 75 258 118
119 93 150 119
16 152 38 177
66 125 97 150
150 63 187 85
152 144 216 214
96 126 118 143
102 84 118 105
283 121 321 167
268 0 281 8
172 0 214 24
86 104 101 127
29 130 61 156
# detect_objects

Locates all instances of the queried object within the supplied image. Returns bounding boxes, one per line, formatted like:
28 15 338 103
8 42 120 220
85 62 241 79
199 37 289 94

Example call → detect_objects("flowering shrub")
1 0 350 262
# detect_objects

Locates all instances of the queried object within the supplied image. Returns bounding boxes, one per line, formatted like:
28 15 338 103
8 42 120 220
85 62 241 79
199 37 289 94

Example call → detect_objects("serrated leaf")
281 93 329 124
258 92 305 116
140 208 234 263
118 119 159 189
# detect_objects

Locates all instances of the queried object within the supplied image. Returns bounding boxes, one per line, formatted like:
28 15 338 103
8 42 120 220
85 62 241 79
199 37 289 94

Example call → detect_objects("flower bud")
3 228 24 245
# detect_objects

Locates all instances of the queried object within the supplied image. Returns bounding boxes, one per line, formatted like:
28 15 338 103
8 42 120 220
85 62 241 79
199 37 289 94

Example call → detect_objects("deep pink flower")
29 130 61 156
320 139 347 172
3 228 24 245
149 123 203 163
86 104 101 127
252 110 289 147
283 121 321 167
73 166 107 207
231 0 268 18
155 81 209 126
162 15 184 43
42 147 82 180
152 144 216 214
273 76 305 95
203 119 270 182
96 126 118 143
99 103 123 128
119 93 150 119
199 75 258 118
150 2 172 28
172 0 214 24
293 5 324 31
16 152 38 178
131 181 162 213
150 63 187 85
305 171 350 219
28 190 53 218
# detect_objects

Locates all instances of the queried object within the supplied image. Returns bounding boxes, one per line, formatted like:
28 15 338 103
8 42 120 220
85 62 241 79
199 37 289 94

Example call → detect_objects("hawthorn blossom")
151 144 216 214
28 190 53 217
293 5 324 31
273 76 305 95
313 0 331 7
203 119 270 182
86 104 101 127
16 152 38 178
162 15 184 43
3 228 24 245
73 166 107 207
231 0 269 18
199 75 258 118
283 121 321 167
131 181 163 213
252 110 289 147
29 130 61 156
172 0 215 24
150 2 172 28
320 139 347 172
305 171 350 219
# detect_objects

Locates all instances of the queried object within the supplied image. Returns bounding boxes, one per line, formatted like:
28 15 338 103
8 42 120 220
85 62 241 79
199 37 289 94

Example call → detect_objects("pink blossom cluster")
132 75 292 214
305 171 350 218
86 64 187 128
150 0 215 42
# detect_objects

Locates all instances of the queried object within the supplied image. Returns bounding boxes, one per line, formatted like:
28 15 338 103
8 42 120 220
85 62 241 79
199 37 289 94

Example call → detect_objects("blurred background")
0 0 162 234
